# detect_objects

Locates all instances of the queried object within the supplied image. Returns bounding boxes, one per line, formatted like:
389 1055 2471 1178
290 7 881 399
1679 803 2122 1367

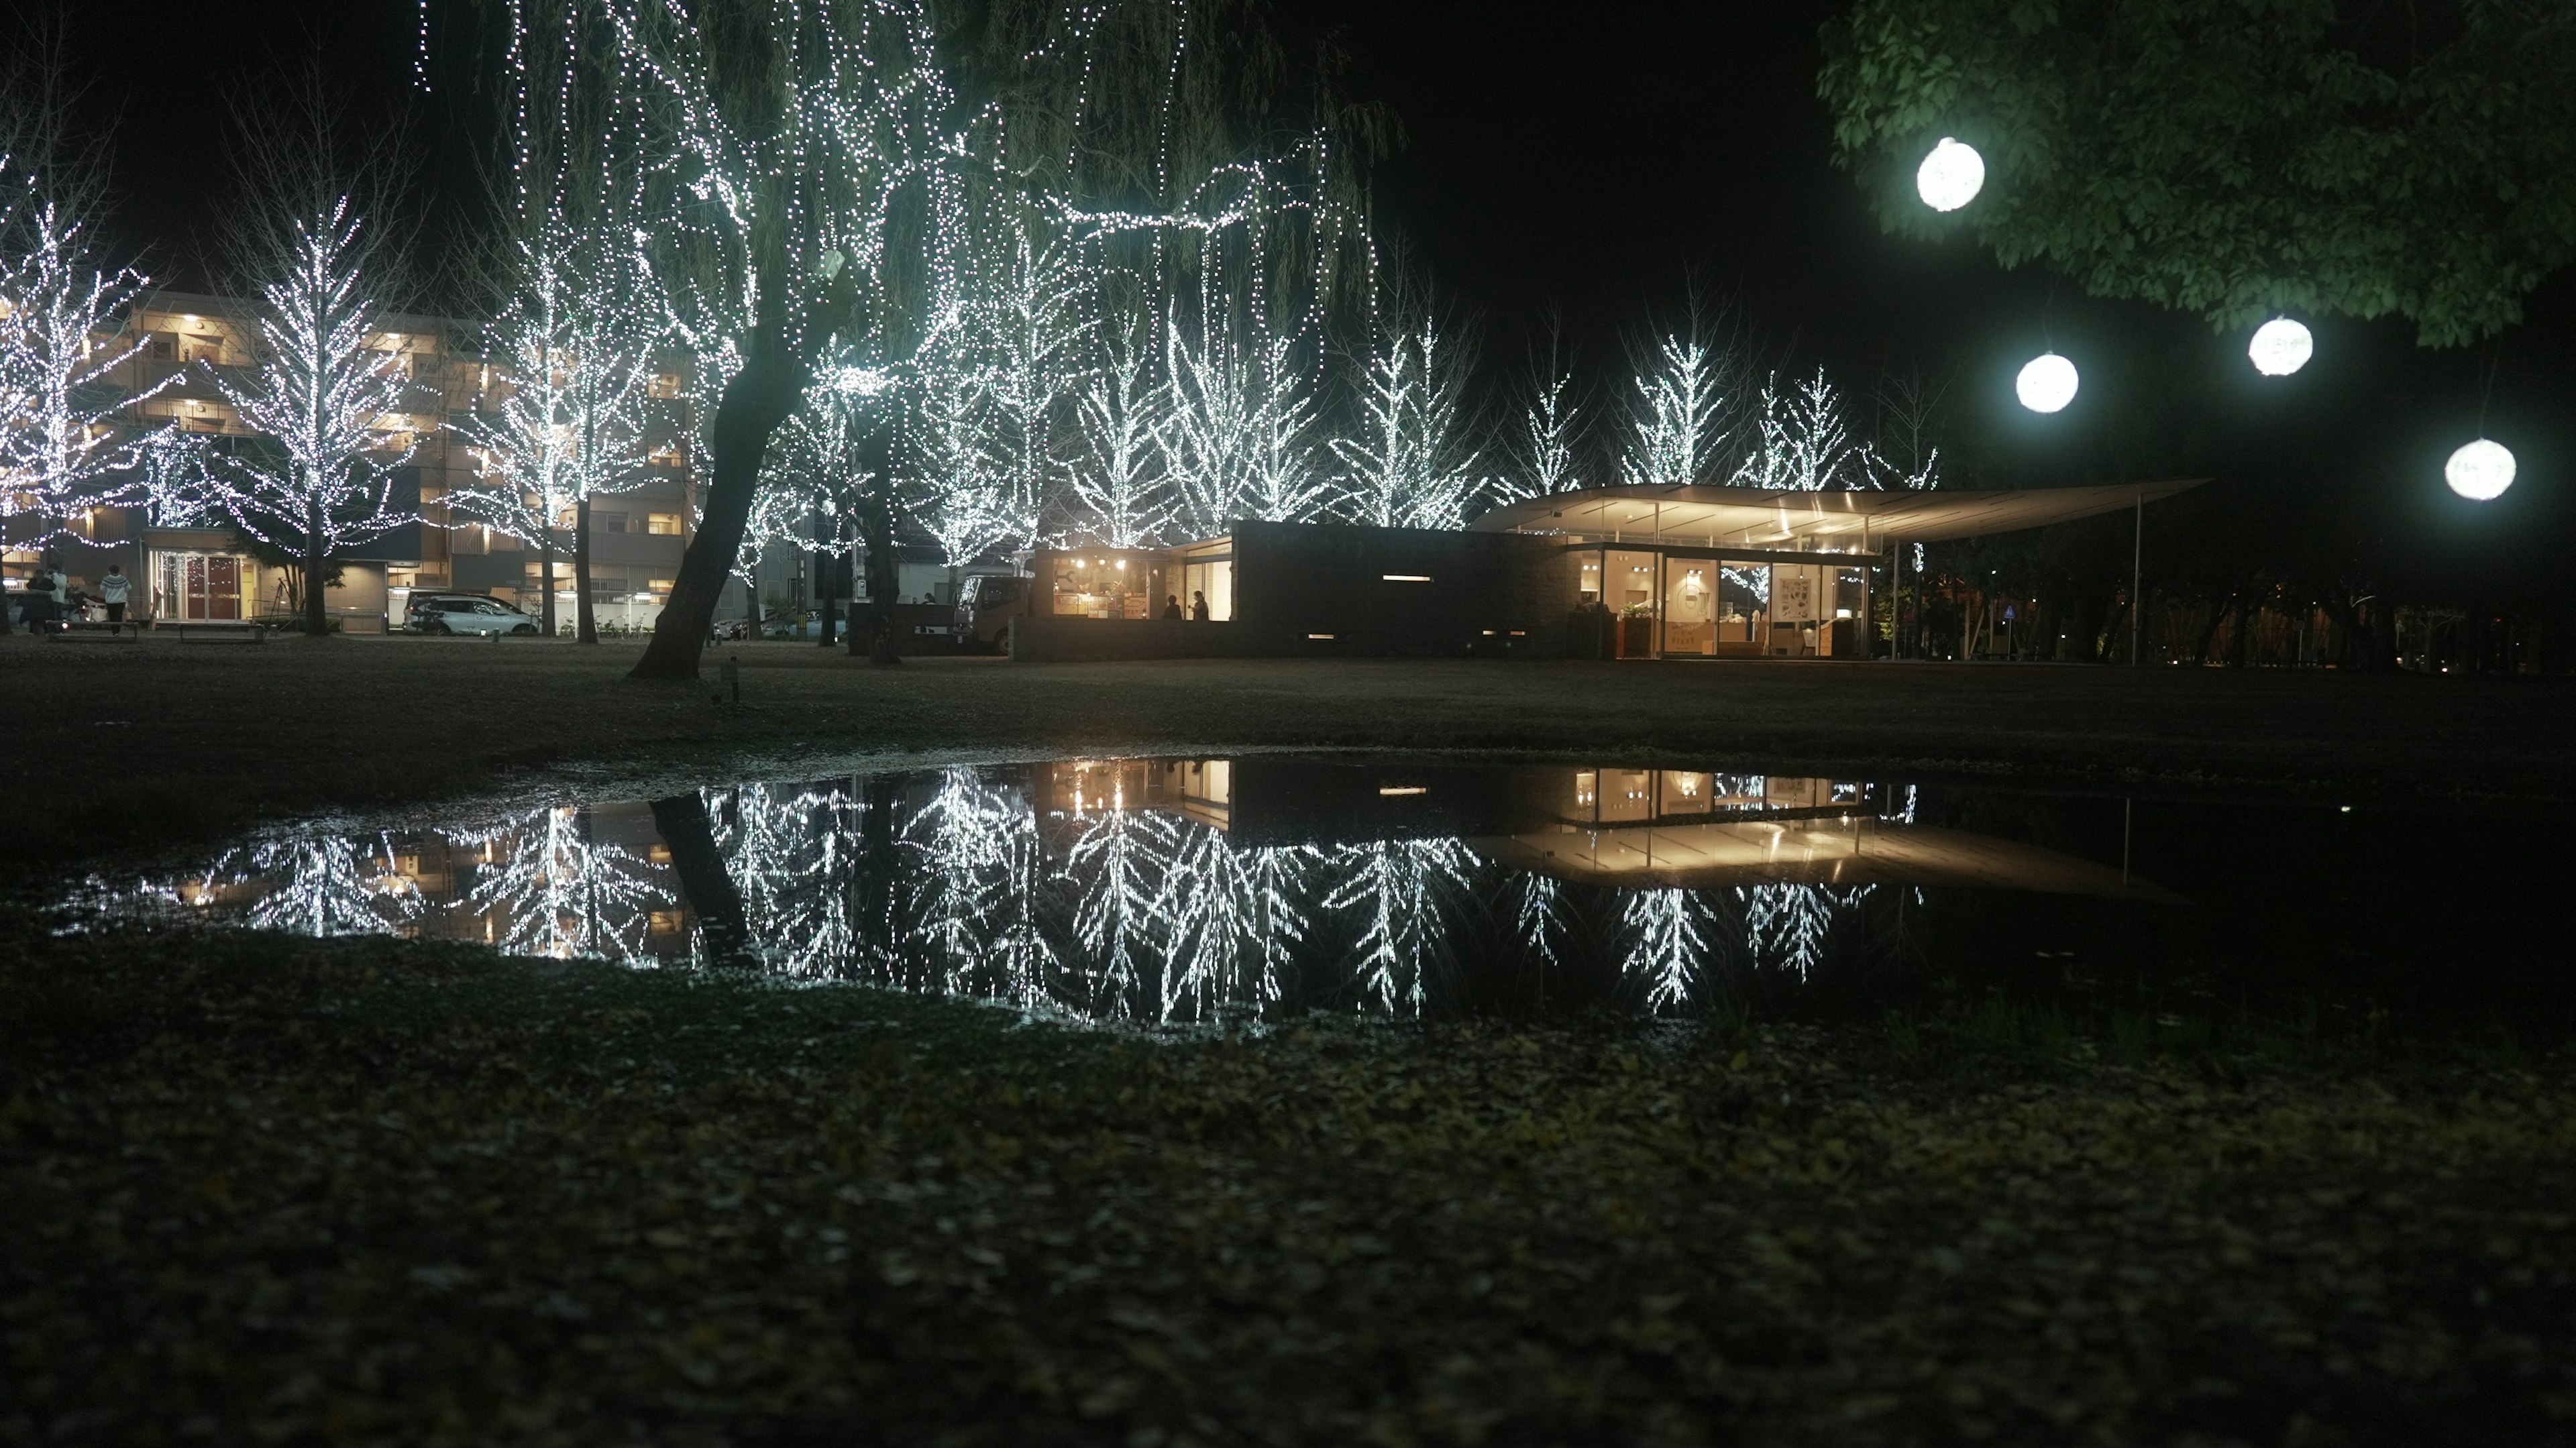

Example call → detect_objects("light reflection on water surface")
111 759 2181 1022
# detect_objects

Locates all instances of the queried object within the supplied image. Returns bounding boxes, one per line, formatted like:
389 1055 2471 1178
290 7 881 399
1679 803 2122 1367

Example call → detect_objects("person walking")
1190 590 1210 622
99 563 131 635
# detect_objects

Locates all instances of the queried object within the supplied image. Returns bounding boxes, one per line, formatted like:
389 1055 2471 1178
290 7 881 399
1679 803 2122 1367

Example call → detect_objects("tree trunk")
303 491 329 634
648 791 749 965
539 525 559 637
630 349 804 680
574 496 597 644
303 547 327 636
814 512 838 648
849 419 901 664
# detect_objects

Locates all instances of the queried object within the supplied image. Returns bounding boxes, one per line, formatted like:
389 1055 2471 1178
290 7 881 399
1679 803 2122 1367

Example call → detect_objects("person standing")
99 563 131 635
1190 590 1210 622
21 568 58 633
1162 594 1182 620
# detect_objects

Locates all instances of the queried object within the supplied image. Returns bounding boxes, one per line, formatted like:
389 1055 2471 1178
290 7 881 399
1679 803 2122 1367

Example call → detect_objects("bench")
44 620 143 644
166 620 272 645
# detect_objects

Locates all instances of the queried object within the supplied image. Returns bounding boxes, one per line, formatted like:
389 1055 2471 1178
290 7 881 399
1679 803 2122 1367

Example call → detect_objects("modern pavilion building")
1002 480 2204 661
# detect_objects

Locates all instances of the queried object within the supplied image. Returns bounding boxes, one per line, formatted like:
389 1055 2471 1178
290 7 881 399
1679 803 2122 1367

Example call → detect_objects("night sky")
53 0 2575 596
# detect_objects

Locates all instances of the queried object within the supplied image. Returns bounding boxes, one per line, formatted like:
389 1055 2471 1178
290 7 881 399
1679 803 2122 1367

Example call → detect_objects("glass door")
1663 559 1716 656
1605 549 1658 657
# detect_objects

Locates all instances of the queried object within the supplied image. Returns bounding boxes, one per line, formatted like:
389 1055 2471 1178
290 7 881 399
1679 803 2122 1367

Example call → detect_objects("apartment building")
5 290 703 632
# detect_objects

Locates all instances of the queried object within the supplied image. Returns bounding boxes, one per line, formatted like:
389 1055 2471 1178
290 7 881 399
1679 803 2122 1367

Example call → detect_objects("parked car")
413 597 541 636
953 572 1032 653
401 592 511 631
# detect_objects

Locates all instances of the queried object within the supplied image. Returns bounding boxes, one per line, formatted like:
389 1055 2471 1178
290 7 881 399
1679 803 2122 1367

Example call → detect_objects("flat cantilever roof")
1470 480 2207 548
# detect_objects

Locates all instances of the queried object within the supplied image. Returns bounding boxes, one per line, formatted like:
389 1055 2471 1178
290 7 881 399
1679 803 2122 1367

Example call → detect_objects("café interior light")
2249 317 2313 376
1915 137 1985 213
2015 352 2079 413
2444 439 2516 501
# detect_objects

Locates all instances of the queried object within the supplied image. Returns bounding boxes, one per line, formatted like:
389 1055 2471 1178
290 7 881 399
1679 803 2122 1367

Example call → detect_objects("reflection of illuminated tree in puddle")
454 806 667 962
1159 828 1318 1021
1742 883 1875 979
710 783 865 977
1325 839 1477 1012
1519 873 1568 966
203 835 421 938
1622 887 1714 1010
898 769 1059 1007
1061 806 1181 1018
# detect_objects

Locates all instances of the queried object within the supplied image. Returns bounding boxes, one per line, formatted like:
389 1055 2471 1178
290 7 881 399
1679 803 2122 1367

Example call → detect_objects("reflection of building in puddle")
1497 768 2174 901
1034 758 1231 831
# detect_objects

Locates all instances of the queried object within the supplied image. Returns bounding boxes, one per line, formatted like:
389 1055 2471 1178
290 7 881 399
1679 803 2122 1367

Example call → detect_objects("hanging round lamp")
2248 318 2313 376
2015 352 2078 413
1915 137 1986 213
2444 439 2516 500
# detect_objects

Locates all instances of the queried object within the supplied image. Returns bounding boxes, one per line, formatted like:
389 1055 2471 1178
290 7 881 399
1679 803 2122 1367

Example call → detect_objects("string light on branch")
2015 352 2078 413
1915 137 1985 213
2444 439 2516 501
2249 317 2313 376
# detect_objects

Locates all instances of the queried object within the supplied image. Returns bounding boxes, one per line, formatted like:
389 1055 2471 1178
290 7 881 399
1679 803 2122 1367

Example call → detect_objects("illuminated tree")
1622 323 1730 490
1161 323 1322 535
1734 367 1871 492
1499 323 1584 503
556 0 974 679
1066 306 1173 548
1331 304 1481 530
191 192 421 636
0 165 170 614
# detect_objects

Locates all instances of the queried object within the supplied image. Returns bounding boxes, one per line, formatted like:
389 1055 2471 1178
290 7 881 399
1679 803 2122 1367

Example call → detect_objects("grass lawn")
7 636 2574 1443
7 922 2573 1446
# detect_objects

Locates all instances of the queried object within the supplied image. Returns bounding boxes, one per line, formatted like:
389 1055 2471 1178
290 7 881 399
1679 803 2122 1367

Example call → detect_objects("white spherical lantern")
2444 439 2516 501
2015 352 2079 414
2248 317 2313 377
1915 137 1986 213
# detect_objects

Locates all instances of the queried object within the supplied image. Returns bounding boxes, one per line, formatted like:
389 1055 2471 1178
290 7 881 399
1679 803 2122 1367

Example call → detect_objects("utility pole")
2130 492 2144 668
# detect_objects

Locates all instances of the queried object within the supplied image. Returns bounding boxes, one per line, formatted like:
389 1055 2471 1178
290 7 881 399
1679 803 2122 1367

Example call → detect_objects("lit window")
645 513 683 536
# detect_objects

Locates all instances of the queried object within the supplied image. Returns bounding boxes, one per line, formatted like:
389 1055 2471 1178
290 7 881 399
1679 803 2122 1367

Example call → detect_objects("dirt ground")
5 632 2568 869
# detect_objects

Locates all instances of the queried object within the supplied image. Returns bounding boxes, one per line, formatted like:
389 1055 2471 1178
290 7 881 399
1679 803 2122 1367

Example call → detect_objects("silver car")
416 598 541 636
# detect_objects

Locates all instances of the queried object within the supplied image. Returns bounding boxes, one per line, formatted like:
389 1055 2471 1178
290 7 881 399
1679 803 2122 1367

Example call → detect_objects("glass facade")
1569 545 1873 660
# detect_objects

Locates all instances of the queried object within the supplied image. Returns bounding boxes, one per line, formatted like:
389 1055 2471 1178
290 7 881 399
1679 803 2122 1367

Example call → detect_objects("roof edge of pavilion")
1468 480 2209 548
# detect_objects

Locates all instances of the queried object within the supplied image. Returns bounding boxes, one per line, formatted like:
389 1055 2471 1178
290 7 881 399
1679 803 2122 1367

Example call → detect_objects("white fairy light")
1330 307 1481 529
2015 351 2079 413
1624 328 1727 486
2248 317 2313 376
1915 137 1984 212
189 197 421 627
2444 439 2515 501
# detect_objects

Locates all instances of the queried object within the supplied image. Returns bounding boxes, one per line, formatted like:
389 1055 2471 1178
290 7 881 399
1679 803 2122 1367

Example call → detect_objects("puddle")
74 757 2565 1025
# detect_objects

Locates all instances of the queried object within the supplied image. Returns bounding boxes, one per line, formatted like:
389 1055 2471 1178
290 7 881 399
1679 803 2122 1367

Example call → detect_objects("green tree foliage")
1818 0 2576 346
